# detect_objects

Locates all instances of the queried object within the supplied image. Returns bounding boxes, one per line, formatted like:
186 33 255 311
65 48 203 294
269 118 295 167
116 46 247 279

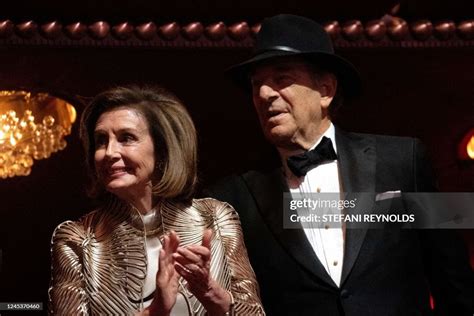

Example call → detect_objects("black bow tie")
286 136 338 177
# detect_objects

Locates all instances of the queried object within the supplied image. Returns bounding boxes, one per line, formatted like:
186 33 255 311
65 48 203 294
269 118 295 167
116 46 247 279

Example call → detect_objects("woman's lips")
106 167 130 177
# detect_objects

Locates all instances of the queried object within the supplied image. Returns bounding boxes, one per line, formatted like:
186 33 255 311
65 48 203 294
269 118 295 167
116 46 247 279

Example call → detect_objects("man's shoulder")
206 168 273 192
338 128 420 150
204 165 283 206
342 129 416 143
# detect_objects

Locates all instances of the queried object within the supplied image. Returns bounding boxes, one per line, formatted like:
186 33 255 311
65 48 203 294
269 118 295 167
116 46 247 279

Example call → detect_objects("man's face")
251 58 334 149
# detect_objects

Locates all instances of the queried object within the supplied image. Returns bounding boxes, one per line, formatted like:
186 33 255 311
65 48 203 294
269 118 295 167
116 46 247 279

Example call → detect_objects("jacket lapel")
335 127 376 285
243 166 338 288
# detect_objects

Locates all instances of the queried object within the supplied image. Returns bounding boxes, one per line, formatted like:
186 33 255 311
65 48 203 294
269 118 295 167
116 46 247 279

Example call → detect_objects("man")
206 14 474 315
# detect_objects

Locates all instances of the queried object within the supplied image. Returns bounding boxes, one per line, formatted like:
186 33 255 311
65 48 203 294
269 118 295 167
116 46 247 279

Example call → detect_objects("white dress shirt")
287 123 344 287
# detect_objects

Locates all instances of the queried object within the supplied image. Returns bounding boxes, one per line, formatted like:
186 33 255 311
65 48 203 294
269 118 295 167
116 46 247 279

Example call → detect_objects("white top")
141 211 189 314
287 123 344 287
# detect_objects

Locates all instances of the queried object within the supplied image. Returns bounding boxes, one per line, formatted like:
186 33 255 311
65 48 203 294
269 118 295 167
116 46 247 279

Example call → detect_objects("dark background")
0 0 473 314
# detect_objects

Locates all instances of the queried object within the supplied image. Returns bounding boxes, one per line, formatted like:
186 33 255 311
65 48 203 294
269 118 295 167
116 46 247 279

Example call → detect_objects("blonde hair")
80 85 197 202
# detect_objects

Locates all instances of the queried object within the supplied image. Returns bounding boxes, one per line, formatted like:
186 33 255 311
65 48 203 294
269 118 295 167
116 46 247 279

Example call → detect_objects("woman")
49 86 264 315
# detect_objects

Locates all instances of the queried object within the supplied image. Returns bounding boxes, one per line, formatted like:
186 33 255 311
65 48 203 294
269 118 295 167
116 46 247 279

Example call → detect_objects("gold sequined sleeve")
212 201 265 315
48 220 89 315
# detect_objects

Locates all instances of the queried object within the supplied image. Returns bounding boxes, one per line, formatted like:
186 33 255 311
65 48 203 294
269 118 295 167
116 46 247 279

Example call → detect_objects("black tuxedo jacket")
206 128 474 316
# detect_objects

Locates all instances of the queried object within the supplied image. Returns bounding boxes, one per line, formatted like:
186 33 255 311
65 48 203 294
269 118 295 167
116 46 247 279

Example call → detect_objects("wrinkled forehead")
94 106 149 132
248 57 318 83
249 56 314 79
249 56 318 87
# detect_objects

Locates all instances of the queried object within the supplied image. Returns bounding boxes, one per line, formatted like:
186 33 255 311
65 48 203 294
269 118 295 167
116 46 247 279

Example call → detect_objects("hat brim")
226 50 362 99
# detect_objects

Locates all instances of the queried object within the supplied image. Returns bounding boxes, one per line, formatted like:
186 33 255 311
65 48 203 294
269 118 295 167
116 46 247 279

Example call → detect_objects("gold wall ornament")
0 90 76 178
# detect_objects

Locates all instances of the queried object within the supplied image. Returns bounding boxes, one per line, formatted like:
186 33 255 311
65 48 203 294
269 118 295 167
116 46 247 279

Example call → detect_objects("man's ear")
319 73 337 109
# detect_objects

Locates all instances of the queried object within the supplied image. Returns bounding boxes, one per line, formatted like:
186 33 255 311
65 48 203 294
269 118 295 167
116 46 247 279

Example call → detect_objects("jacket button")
340 289 351 299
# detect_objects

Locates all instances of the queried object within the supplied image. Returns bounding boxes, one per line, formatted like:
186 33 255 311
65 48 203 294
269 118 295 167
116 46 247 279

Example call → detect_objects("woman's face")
93 107 156 200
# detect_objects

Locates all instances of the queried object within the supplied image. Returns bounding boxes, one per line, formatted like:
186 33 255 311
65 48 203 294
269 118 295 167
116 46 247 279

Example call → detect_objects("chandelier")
0 91 76 178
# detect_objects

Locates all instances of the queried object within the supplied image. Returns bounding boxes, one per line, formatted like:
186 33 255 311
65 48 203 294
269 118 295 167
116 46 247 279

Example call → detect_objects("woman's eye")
120 134 137 143
94 135 107 148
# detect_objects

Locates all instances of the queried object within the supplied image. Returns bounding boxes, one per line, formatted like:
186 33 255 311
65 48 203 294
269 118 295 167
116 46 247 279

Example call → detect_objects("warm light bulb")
9 135 16 146
467 136 474 159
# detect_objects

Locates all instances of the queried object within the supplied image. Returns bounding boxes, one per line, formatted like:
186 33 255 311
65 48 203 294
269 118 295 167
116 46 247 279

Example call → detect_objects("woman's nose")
105 140 120 159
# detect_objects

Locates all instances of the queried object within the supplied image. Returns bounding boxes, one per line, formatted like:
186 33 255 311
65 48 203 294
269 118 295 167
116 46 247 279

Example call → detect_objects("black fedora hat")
227 14 361 98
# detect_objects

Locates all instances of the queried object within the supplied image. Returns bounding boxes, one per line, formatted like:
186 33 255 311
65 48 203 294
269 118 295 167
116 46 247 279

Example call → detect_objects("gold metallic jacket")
49 197 264 315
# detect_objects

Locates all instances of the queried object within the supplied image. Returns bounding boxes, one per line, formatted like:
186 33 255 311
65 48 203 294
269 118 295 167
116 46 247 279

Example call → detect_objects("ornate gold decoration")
49 197 265 315
0 91 76 178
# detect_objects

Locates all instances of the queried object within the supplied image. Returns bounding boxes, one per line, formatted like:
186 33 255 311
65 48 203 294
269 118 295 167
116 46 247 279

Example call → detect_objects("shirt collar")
308 122 337 154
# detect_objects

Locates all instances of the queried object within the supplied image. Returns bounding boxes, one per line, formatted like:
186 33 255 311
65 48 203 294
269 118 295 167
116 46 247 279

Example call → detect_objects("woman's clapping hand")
143 229 231 316
174 229 231 316
145 231 180 316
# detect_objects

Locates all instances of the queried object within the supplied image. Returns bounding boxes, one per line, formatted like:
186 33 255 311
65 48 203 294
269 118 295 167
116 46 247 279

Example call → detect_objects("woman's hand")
173 229 231 316
146 231 180 316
